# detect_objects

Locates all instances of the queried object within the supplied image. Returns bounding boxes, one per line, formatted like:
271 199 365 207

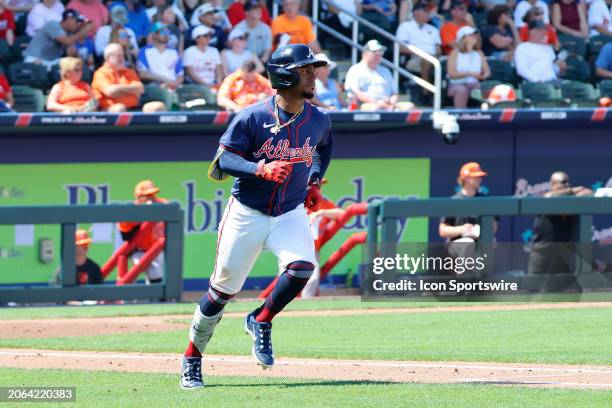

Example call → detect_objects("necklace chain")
272 96 304 134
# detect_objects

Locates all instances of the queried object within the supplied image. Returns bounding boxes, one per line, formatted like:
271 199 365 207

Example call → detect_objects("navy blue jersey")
218 96 333 216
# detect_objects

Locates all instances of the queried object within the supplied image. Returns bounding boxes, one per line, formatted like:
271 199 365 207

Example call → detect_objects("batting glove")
305 182 323 212
256 160 293 183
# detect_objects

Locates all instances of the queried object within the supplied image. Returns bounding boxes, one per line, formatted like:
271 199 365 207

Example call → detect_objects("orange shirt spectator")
227 0 271 26
441 21 470 55
519 23 559 46
271 0 320 52
217 60 274 112
47 57 97 112
92 61 141 110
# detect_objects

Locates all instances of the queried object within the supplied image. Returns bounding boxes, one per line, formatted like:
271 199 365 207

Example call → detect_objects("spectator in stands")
112 0 150 45
51 229 104 285
0 0 15 47
137 22 184 90
551 0 588 39
520 6 561 50
183 24 223 86
26 0 64 37
147 0 188 30
24 9 93 71
96 5 139 68
515 20 566 83
217 60 273 111
0 70 14 110
175 0 202 23
74 31 96 71
46 57 97 112
447 26 490 108
439 162 495 266
596 42 612 78
357 0 397 33
481 5 519 61
92 43 166 112
344 39 415 110
271 0 321 52
227 0 271 26
188 3 226 51
588 0 612 36
66 0 109 34
234 0 272 63
148 5 185 53
6 0 37 20
150 2 187 33
396 2 441 82
221 27 264 76
481 0 516 11
515 0 550 28
118 180 168 285
527 171 593 275
441 0 474 55
313 53 346 110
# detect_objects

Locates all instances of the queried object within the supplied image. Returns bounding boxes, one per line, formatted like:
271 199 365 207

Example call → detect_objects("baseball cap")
75 229 92 247
194 3 218 19
111 5 129 25
192 24 213 40
450 0 466 9
150 22 170 35
528 19 546 30
62 9 82 21
244 0 261 11
459 162 487 179
456 26 478 42
363 39 386 53
412 2 428 12
314 53 336 70
229 27 248 41
134 180 160 198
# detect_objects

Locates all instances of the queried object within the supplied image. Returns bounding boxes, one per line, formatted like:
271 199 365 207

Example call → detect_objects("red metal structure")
258 203 369 299
100 221 165 285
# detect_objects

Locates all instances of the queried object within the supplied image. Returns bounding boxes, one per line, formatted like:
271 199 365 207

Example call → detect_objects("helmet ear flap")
268 65 300 89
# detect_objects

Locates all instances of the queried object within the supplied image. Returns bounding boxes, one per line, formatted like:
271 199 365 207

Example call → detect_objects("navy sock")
256 262 313 322
199 286 234 317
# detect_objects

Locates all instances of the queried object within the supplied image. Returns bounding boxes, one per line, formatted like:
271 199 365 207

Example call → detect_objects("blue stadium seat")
8 62 50 91
561 80 599 107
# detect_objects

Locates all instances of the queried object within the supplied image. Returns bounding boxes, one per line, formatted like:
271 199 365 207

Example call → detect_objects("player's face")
296 64 316 99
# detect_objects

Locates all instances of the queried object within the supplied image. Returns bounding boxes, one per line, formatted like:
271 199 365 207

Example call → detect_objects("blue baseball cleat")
244 311 275 369
180 356 204 389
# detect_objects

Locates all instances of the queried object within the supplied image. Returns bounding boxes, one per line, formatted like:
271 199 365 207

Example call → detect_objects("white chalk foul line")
457 378 612 388
1 350 611 376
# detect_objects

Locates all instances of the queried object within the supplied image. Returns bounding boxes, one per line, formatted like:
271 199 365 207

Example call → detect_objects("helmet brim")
288 58 328 70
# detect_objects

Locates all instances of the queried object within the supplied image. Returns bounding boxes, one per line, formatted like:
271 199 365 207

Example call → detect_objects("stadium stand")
0 0 610 112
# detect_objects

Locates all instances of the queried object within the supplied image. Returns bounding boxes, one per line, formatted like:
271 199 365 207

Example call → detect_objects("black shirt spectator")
78 258 104 284
481 5 518 60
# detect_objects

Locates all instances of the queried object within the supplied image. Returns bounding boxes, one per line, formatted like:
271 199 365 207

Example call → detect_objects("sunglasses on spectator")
197 33 213 38
235 35 248 40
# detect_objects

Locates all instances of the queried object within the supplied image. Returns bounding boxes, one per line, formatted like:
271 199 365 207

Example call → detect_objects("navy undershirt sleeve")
218 149 259 179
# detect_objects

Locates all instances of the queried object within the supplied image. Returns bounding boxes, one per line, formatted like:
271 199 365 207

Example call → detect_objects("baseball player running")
180 44 334 389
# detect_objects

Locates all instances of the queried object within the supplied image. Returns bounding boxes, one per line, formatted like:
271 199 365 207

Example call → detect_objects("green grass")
0 298 501 320
2 368 610 408
2 292 609 320
2 308 610 365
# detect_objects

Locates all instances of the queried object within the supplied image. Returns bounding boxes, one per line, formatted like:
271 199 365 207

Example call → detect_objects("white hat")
192 24 212 40
456 26 478 42
363 39 386 53
228 27 248 41
314 53 336 70
191 4 218 26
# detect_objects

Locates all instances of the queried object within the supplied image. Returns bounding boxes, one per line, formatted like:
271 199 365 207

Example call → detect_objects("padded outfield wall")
0 109 610 290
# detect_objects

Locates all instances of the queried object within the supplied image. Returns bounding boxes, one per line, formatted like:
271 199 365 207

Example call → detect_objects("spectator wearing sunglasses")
47 56 97 113
221 26 264 76
183 24 223 86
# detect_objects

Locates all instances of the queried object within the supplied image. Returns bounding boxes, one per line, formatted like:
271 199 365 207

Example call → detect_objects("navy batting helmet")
266 44 327 89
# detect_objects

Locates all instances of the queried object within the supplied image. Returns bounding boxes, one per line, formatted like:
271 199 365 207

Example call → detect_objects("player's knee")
285 261 315 279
